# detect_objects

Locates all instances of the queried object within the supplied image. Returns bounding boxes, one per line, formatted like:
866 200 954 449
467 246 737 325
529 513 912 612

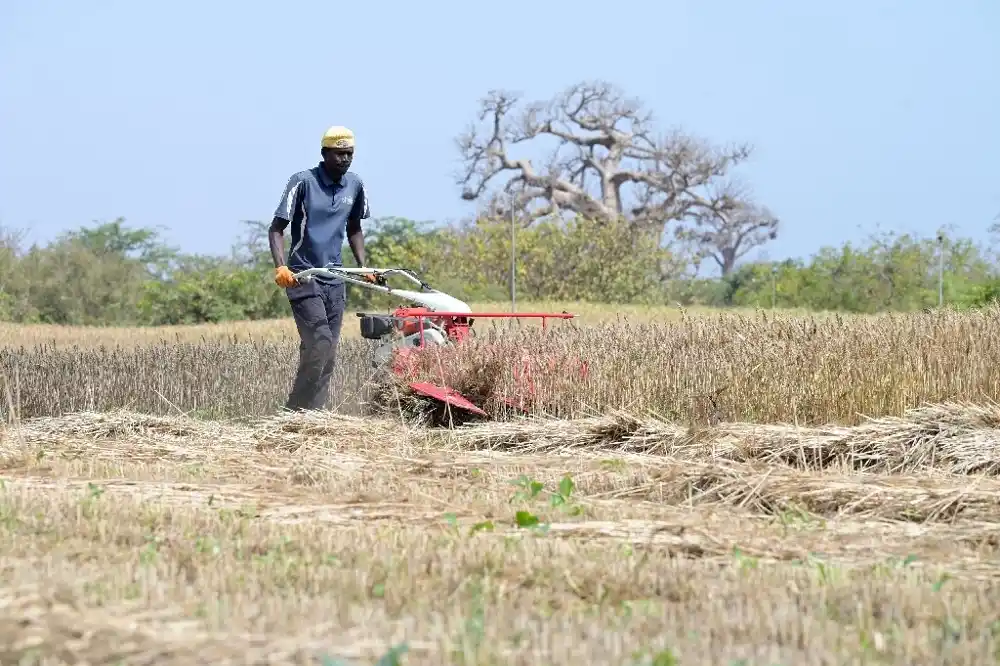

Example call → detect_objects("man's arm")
347 180 371 266
270 176 302 268
269 217 289 268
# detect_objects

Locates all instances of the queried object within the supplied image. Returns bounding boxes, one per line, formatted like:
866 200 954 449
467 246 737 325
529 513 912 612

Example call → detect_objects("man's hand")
360 268 377 284
275 266 298 288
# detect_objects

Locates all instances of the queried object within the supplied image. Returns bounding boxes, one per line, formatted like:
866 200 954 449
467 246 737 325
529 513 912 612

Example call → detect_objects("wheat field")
0 301 821 350
3 305 1000 664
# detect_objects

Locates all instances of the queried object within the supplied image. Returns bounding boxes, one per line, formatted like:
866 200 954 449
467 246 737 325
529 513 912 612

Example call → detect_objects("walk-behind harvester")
291 266 586 423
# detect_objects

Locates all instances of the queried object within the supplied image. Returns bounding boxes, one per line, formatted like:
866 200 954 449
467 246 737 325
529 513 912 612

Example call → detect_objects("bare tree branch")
456 80 760 241
676 180 780 276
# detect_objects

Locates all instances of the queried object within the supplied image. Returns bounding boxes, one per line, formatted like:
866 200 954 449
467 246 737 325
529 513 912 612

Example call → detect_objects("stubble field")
3 302 1000 664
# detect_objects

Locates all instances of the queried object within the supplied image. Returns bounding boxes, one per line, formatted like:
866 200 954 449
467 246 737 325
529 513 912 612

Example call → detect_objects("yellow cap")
321 126 355 149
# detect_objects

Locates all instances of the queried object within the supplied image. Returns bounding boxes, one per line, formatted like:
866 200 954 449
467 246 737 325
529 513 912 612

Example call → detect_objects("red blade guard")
408 381 488 417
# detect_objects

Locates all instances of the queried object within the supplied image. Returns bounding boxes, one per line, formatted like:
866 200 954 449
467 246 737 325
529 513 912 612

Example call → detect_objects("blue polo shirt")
273 164 370 282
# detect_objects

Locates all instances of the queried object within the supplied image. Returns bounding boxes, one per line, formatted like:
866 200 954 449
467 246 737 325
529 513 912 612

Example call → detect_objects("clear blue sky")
2 0 998 267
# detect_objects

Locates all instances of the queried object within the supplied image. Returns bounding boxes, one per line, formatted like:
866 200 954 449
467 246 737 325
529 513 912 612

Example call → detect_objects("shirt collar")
316 163 345 187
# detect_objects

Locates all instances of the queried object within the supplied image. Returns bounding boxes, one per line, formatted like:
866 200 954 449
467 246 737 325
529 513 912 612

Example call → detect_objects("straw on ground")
2 405 1000 664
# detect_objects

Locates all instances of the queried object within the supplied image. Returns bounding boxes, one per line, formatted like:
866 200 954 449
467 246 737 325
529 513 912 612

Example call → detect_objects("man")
268 125 374 411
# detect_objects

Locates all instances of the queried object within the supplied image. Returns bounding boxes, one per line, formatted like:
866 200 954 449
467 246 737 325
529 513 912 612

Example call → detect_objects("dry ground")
3 405 1000 665
4 308 1000 663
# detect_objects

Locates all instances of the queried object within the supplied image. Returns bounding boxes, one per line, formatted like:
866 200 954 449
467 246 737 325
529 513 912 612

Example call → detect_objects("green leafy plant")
549 475 582 515
509 475 544 503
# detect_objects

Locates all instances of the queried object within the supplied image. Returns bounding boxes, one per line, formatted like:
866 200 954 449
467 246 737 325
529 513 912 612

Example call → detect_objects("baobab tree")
676 181 780 275
455 80 779 273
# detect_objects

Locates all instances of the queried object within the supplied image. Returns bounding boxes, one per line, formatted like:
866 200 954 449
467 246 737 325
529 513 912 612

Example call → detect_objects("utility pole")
510 195 517 313
937 232 945 307
771 264 777 309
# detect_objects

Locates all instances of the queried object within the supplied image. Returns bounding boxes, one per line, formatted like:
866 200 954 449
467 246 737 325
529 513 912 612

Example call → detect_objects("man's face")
322 147 353 176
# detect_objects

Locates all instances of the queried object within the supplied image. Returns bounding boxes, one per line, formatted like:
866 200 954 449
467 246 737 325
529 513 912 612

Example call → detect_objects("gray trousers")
284 279 346 411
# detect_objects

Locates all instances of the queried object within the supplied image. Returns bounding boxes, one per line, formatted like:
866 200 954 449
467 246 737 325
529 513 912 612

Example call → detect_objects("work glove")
360 268 377 284
274 266 298 288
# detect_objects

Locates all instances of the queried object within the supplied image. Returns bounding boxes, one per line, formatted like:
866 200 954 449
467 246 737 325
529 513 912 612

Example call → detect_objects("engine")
372 328 448 365
358 313 450 366
359 314 396 340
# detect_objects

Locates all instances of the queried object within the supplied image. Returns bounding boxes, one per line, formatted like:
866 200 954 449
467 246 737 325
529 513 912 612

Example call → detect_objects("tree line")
0 215 998 327
2 78 995 325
